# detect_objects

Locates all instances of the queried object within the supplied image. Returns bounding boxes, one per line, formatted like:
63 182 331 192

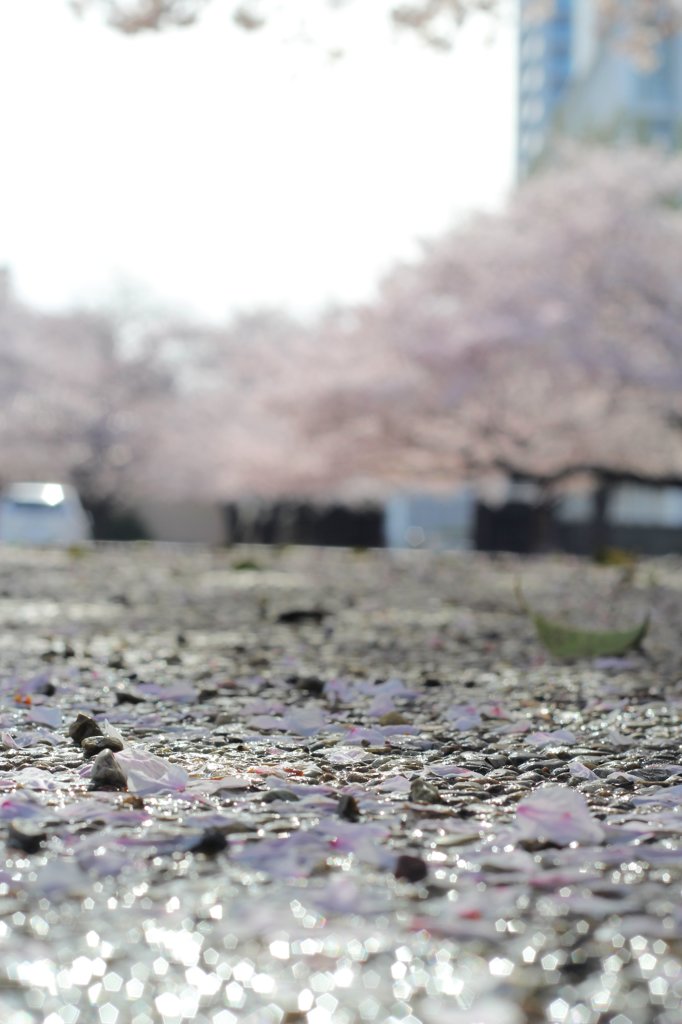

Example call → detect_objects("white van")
0 482 93 546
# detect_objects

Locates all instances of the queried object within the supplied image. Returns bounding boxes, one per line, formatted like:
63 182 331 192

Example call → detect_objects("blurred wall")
136 500 226 545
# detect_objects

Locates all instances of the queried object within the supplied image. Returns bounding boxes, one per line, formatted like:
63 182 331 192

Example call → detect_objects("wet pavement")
1 543 682 1024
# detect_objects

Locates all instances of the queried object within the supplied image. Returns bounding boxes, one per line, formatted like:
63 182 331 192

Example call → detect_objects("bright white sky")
0 0 516 321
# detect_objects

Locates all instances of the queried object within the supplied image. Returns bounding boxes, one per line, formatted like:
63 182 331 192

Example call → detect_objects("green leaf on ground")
515 582 649 659
232 559 262 571
530 610 649 659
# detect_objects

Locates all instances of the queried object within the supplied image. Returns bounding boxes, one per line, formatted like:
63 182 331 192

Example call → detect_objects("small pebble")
188 829 229 855
115 689 146 705
409 778 441 804
68 713 103 746
261 789 300 803
337 795 361 822
394 854 428 883
379 711 409 726
8 821 47 854
89 749 128 791
81 736 124 758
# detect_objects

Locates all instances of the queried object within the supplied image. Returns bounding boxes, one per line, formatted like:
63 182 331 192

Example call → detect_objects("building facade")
518 0 579 178
561 29 682 148
518 0 682 177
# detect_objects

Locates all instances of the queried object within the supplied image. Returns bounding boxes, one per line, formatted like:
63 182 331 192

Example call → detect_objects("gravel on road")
1 543 682 1024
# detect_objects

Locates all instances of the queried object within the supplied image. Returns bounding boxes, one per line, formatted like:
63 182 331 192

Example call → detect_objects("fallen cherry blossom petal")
515 785 606 846
114 746 189 795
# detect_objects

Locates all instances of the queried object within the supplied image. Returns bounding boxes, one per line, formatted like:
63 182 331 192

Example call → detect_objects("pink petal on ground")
325 746 372 766
0 795 43 819
322 820 391 862
31 861 88 897
2 731 55 749
367 696 397 717
606 730 631 747
136 683 197 703
568 761 598 780
14 673 53 697
515 786 605 846
375 775 411 792
482 703 512 719
278 707 328 736
14 767 61 790
29 706 62 729
114 747 188 796
491 720 531 735
429 764 484 779
451 713 483 731
188 776 253 794
632 783 682 806
527 729 577 747
248 714 285 731
102 720 126 744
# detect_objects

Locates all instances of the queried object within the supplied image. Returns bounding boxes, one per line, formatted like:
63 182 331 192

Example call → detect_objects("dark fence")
223 502 384 548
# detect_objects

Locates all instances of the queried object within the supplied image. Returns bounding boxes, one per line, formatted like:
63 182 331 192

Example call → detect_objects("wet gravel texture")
1 543 682 1024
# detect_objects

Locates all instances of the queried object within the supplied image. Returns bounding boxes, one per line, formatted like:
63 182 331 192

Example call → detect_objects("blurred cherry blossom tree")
70 0 682 52
165 147 674 502
4 144 682 539
0 279 176 519
142 146 682 513
69 0 211 31
314 143 682 546
405 145 682 490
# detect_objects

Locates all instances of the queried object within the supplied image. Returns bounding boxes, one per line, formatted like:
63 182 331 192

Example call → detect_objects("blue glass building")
518 0 576 177
518 0 682 177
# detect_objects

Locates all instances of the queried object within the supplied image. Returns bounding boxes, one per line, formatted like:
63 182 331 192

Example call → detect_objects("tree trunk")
589 478 613 557
532 497 556 553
